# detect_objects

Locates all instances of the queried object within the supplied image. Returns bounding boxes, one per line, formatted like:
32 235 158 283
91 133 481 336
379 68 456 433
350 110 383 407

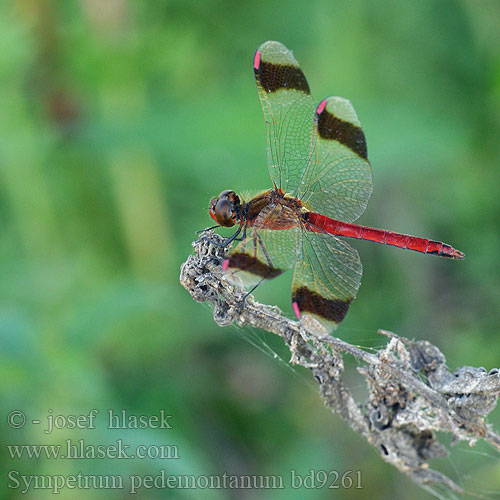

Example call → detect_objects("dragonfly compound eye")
213 198 236 227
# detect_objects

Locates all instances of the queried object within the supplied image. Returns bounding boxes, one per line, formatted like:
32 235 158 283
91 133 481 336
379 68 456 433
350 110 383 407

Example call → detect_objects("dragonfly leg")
237 224 247 242
240 266 277 310
240 232 276 306
200 225 243 248
195 224 219 234
240 274 268 307
223 225 244 246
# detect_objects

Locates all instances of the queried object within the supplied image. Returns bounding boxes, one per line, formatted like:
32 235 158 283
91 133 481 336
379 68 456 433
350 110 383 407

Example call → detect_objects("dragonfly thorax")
209 190 242 227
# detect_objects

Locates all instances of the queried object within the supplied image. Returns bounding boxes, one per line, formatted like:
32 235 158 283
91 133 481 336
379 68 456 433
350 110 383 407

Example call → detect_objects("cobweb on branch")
180 230 500 498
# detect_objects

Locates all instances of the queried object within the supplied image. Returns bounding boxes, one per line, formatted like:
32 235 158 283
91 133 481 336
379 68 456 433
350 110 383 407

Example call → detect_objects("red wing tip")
292 301 301 319
253 50 261 70
222 259 230 271
316 99 328 115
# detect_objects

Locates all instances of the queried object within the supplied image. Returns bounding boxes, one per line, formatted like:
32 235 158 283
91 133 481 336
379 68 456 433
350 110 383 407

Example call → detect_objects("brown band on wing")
254 61 310 94
293 286 353 323
227 252 283 279
316 109 367 159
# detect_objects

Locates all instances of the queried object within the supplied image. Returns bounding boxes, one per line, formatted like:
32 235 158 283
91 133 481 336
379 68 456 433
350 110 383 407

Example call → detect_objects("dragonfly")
208 41 464 335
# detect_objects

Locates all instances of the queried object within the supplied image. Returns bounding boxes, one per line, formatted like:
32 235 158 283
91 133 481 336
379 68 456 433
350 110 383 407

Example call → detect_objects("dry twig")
180 231 500 496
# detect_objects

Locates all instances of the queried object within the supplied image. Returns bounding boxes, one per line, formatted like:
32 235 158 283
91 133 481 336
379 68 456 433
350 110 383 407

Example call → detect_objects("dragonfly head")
209 190 242 227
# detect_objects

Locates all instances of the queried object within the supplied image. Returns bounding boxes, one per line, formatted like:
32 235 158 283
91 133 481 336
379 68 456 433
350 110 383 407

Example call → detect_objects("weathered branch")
180 231 500 496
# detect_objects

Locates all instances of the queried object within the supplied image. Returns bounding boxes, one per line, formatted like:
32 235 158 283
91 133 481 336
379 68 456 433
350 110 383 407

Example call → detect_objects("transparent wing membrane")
299 96 373 222
255 45 373 222
292 231 363 335
224 206 302 287
254 41 317 194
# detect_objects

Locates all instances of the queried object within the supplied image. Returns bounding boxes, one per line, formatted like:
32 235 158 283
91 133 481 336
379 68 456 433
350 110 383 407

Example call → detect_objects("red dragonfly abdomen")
305 212 464 259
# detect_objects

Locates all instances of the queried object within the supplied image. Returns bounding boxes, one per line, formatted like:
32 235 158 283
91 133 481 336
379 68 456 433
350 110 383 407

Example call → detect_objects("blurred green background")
1 0 499 498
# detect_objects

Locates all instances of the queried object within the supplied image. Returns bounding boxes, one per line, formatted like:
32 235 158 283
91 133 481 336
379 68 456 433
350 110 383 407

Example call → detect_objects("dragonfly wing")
299 96 373 223
292 230 362 335
223 205 302 288
254 41 316 195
